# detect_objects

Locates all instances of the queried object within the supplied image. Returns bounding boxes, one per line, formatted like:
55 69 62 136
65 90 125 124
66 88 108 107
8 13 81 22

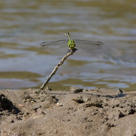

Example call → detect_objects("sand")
0 87 136 136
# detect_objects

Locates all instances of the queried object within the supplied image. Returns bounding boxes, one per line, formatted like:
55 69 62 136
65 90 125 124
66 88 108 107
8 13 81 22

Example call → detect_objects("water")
0 0 136 91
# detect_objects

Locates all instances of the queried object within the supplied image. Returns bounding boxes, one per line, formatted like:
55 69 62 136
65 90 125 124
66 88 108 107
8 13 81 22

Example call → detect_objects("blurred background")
0 0 136 91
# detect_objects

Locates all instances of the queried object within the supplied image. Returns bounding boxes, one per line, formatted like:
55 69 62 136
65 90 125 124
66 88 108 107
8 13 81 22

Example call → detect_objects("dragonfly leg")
67 48 78 54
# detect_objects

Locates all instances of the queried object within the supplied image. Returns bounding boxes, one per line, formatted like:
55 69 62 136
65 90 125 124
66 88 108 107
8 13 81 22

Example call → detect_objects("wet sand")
0 87 136 136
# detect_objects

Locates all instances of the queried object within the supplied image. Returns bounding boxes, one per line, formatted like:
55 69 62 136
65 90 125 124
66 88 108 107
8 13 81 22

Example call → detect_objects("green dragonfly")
40 32 102 52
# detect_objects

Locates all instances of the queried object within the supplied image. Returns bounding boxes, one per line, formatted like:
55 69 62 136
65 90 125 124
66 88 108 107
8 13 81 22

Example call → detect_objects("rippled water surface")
0 0 136 91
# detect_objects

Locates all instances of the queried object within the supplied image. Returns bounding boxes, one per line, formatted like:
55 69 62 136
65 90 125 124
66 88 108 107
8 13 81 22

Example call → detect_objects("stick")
39 48 77 91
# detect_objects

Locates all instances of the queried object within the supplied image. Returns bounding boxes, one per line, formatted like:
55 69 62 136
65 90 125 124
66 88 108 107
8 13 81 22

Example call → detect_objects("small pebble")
56 102 63 106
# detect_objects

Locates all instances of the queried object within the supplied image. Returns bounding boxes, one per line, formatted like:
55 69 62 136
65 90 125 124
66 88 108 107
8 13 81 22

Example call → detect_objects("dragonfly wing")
74 39 103 50
40 40 68 47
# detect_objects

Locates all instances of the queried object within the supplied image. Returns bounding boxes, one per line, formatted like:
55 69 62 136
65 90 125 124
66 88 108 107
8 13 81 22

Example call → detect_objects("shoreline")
0 88 136 136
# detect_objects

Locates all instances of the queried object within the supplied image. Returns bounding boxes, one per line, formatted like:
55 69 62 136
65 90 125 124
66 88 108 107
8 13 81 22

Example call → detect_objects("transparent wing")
74 39 103 50
40 39 103 53
40 40 68 47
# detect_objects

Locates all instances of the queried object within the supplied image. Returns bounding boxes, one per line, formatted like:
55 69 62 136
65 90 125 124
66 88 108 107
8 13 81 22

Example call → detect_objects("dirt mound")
0 88 136 136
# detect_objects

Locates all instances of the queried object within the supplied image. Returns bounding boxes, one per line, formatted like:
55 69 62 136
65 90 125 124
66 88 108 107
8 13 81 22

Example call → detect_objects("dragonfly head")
68 40 76 49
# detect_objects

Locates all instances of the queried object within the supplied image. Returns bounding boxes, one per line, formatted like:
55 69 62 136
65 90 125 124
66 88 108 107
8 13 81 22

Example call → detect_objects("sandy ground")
0 87 136 136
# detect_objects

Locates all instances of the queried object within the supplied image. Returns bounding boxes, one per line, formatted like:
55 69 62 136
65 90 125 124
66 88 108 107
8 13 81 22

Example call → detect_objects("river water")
0 0 136 91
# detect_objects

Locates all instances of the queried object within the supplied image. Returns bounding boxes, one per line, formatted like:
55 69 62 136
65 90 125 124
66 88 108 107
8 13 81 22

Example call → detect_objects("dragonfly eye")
68 40 76 48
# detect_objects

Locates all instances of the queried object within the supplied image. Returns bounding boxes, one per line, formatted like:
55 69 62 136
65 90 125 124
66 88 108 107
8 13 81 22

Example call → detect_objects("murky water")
0 0 136 91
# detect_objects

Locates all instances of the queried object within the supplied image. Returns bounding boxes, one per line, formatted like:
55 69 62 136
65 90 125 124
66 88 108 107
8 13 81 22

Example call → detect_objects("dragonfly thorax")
68 40 76 49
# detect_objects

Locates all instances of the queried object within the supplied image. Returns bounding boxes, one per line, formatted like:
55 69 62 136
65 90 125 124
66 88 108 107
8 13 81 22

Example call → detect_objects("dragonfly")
40 32 103 52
